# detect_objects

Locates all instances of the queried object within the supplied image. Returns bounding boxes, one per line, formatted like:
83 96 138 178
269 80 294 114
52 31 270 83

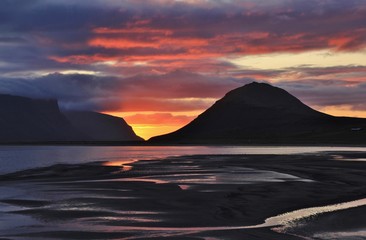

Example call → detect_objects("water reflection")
332 154 366 162
1 145 366 174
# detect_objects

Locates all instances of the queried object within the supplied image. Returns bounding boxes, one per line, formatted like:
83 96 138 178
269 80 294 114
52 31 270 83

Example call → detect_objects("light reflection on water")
263 198 366 230
332 154 366 162
1 145 365 174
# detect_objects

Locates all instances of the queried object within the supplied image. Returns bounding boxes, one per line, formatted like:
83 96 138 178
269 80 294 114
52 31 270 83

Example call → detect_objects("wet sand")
0 151 366 239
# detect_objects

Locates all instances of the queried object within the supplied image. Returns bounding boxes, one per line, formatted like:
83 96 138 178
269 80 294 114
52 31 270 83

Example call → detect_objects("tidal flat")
0 150 366 239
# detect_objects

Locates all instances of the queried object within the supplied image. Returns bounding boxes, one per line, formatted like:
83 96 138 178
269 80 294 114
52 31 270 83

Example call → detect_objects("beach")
0 150 366 239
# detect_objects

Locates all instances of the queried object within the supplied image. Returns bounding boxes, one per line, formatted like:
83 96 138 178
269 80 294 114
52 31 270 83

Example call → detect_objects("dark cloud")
287 66 366 77
0 71 246 112
277 79 366 110
1 66 365 113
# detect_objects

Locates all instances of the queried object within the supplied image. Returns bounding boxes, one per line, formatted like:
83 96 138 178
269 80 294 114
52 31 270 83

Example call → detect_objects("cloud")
0 0 366 77
276 79 366 110
0 71 246 112
1 64 366 114
119 97 215 112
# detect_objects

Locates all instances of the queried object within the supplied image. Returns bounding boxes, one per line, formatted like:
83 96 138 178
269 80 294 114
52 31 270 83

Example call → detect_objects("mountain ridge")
63 111 143 142
0 94 86 142
150 82 366 144
0 94 142 143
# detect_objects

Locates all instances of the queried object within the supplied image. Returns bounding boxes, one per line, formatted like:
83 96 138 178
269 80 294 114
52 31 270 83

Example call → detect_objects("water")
0 146 365 239
264 198 366 229
0 145 365 174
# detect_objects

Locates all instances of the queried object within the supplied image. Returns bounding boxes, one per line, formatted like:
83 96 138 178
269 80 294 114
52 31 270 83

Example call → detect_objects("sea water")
0 146 366 240
0 145 365 174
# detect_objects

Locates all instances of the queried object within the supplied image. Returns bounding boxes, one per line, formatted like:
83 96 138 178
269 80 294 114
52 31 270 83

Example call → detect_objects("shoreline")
1 152 366 239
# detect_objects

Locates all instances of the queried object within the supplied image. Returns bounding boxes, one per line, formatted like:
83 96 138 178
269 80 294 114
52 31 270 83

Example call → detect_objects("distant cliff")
63 111 143 142
0 94 85 142
0 94 142 143
150 82 366 144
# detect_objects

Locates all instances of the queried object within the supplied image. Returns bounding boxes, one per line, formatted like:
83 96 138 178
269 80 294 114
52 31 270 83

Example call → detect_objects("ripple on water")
116 166 312 188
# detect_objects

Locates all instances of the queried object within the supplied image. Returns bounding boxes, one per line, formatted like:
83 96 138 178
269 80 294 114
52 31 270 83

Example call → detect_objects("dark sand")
0 152 366 239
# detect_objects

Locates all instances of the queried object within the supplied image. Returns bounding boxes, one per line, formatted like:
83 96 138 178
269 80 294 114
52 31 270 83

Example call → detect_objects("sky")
0 0 366 139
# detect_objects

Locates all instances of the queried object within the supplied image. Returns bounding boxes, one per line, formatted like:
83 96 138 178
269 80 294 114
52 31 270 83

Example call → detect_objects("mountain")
0 94 86 142
150 82 366 144
0 94 142 143
63 111 143 142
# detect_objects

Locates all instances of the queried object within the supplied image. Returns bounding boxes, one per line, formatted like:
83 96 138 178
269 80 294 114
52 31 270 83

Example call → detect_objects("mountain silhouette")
150 82 366 144
63 111 143 141
0 94 86 142
0 94 142 143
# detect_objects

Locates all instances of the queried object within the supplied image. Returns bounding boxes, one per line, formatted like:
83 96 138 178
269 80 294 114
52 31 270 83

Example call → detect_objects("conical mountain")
150 82 366 144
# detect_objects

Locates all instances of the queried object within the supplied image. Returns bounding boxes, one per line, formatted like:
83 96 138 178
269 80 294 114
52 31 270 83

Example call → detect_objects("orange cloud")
89 38 157 49
88 36 208 49
50 21 366 71
81 30 365 68
49 55 117 64
328 37 353 48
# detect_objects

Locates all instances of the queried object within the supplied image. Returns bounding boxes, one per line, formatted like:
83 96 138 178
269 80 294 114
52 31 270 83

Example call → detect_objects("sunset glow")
129 125 182 140
105 111 198 139
1 0 366 138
